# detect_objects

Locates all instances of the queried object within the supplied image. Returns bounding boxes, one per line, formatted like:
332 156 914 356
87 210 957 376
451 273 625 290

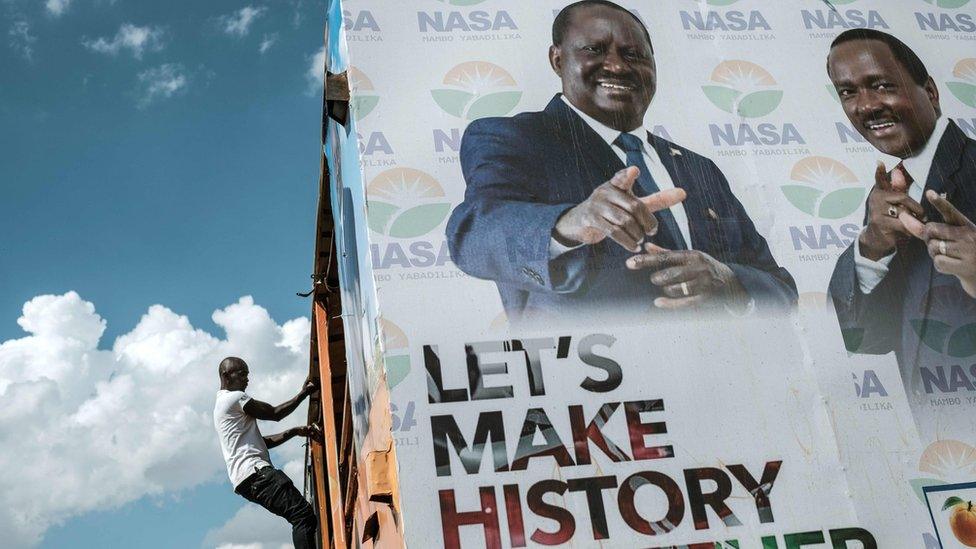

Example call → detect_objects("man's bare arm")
244 379 318 422
263 425 322 449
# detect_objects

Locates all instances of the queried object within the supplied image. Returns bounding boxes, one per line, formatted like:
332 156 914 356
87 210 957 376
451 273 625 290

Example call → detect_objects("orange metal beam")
309 326 331 549
315 301 348 549
310 428 331 547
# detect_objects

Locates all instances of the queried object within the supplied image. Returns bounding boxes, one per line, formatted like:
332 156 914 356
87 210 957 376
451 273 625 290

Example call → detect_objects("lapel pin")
940 192 948 200
707 207 719 220
669 147 682 157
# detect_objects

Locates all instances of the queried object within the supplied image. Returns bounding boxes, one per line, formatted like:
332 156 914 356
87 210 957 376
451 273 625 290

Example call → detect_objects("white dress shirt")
549 96 691 257
854 117 950 294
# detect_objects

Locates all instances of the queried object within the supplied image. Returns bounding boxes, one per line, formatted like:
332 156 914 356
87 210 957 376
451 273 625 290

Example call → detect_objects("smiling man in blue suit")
446 0 796 323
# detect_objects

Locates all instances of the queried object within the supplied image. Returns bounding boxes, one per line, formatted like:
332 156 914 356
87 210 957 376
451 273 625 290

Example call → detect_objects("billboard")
325 0 976 546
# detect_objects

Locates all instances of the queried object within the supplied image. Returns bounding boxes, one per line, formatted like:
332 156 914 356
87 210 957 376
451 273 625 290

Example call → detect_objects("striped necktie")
614 132 687 250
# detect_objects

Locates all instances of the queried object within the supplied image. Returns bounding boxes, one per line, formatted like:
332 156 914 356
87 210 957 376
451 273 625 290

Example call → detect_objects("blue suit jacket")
829 121 976 382
446 96 797 322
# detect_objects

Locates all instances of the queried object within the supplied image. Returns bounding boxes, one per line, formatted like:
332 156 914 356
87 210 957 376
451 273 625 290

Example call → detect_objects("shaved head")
219 357 249 390
219 356 246 376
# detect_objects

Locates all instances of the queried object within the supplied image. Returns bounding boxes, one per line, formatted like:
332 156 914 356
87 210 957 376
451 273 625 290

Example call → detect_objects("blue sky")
1 0 327 547
2 0 324 346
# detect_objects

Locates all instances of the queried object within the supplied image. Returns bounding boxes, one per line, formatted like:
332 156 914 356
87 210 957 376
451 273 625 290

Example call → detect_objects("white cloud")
135 63 187 107
289 0 305 28
219 6 266 37
205 505 292 549
258 33 277 54
200 441 309 549
45 0 71 17
0 293 312 547
82 23 164 59
304 46 325 95
9 20 36 61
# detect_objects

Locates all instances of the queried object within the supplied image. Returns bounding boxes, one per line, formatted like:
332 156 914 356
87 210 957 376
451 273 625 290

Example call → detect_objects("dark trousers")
235 466 317 549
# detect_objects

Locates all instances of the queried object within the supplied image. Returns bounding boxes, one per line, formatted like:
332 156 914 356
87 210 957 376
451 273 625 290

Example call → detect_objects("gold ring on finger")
887 206 899 218
680 282 690 297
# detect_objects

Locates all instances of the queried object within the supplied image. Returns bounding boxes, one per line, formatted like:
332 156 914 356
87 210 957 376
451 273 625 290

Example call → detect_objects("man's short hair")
219 356 246 376
828 28 929 86
552 0 653 53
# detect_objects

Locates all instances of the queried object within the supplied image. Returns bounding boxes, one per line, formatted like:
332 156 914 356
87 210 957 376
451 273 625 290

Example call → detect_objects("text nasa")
423 334 875 548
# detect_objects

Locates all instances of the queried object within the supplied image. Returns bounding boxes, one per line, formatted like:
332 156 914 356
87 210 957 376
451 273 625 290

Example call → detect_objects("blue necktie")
613 133 687 250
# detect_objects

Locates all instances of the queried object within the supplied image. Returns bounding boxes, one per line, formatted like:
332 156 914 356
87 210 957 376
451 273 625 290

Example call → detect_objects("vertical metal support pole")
314 301 348 549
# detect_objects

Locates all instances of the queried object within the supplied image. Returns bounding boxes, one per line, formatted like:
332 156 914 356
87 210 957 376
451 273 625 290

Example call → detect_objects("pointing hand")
553 167 686 253
900 190 976 298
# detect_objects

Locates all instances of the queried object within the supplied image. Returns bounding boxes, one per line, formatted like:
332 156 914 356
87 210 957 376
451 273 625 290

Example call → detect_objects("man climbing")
214 356 321 549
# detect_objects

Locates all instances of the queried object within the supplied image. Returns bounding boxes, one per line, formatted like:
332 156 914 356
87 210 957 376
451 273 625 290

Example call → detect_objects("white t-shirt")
214 389 272 487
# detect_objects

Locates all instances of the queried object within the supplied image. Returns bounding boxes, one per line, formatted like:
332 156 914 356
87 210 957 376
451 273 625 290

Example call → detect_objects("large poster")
327 0 976 546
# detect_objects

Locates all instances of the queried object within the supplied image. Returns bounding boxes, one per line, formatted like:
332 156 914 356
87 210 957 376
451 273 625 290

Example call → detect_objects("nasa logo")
710 123 805 148
915 0 975 35
679 0 774 41
800 0 889 36
367 168 454 271
853 370 889 399
701 61 807 153
417 1 518 41
358 132 395 169
783 157 863 256
343 9 381 33
430 62 522 163
417 11 517 32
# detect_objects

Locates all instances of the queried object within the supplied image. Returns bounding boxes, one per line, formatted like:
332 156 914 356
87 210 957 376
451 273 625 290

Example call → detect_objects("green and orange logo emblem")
948 58 976 108
923 0 972 8
380 318 410 390
782 157 866 219
431 61 522 121
702 60 784 118
367 168 452 239
349 67 379 120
